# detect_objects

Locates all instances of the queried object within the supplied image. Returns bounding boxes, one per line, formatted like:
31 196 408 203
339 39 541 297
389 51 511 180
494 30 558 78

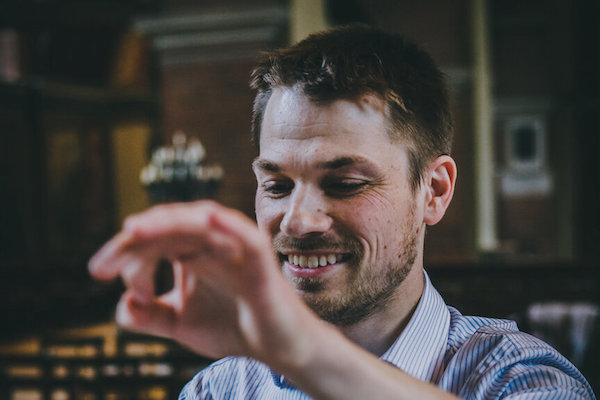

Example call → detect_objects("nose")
280 184 333 238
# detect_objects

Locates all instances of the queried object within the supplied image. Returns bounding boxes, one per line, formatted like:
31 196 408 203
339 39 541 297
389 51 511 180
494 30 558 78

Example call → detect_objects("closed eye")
323 180 369 198
262 180 294 198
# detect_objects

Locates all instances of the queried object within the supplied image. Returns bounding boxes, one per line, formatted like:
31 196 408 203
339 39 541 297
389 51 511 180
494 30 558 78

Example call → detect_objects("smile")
283 253 348 269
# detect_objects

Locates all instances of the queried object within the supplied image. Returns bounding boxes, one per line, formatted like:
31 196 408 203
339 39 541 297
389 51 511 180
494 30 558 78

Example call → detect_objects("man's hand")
89 201 459 400
88 201 315 364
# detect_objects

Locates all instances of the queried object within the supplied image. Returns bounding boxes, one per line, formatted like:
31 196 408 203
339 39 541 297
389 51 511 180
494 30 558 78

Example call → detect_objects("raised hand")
88 201 316 365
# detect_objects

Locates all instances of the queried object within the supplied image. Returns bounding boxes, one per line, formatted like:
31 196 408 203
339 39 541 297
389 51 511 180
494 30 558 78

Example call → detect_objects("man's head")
251 24 454 191
251 25 456 327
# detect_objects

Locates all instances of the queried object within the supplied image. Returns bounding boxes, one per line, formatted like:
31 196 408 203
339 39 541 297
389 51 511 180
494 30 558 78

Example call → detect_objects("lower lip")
284 261 339 278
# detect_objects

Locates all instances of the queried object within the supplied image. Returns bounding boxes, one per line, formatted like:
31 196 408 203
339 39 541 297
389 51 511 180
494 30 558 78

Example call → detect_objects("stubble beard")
273 223 420 327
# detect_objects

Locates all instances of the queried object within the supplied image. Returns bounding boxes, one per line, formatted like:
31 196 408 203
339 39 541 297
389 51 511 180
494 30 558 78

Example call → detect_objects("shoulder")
446 306 518 349
442 306 595 399
179 357 273 400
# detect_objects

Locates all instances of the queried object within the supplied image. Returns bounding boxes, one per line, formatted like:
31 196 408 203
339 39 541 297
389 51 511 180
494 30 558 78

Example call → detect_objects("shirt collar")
381 270 450 383
272 270 450 388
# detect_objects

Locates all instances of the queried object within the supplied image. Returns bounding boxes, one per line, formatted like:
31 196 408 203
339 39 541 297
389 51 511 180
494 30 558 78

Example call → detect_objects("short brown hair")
250 24 453 190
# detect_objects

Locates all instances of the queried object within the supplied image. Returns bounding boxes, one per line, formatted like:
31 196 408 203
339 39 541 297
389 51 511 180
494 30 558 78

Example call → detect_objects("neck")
339 267 425 356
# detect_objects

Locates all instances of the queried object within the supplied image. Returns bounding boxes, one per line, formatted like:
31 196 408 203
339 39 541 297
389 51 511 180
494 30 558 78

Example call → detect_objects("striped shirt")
179 272 596 399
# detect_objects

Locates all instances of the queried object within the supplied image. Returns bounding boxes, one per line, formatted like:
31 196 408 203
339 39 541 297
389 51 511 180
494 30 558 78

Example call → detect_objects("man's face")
253 87 426 326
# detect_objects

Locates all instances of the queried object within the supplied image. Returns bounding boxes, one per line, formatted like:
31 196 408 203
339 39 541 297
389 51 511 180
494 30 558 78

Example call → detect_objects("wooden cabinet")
0 80 158 339
0 1 162 340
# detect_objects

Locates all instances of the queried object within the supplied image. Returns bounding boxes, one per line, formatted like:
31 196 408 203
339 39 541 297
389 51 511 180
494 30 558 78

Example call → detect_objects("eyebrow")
252 158 281 172
253 155 375 173
316 156 371 170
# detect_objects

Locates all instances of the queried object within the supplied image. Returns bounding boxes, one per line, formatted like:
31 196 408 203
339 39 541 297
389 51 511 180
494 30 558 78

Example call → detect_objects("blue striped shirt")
179 272 596 399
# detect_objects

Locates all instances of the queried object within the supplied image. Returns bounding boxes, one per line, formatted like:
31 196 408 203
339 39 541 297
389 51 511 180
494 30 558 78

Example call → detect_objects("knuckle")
120 264 139 286
193 199 219 211
123 214 140 230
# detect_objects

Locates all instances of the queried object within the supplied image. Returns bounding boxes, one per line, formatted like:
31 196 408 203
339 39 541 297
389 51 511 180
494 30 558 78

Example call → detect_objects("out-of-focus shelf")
0 79 158 115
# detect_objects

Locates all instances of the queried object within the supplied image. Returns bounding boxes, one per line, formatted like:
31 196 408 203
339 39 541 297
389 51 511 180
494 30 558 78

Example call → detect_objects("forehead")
258 87 400 163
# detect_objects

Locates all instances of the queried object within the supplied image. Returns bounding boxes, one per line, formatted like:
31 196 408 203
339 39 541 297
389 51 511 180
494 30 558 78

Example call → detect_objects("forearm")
273 321 459 400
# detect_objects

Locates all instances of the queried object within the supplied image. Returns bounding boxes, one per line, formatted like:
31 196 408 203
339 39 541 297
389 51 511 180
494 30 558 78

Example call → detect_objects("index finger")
88 230 136 280
88 201 227 279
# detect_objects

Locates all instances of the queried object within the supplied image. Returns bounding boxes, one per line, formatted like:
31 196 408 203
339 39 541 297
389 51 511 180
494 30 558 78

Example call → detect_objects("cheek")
255 198 285 233
334 198 397 240
254 196 268 229
338 193 416 248
348 191 405 226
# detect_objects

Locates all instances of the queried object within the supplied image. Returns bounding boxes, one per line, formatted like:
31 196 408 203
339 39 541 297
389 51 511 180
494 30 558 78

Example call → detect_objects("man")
89 25 595 399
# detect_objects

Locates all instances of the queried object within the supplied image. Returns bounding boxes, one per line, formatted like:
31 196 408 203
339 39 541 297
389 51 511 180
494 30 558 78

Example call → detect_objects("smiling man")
89 25 595 399
254 88 430 336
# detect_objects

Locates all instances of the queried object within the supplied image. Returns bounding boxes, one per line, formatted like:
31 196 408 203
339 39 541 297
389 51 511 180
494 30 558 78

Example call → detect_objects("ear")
423 155 457 226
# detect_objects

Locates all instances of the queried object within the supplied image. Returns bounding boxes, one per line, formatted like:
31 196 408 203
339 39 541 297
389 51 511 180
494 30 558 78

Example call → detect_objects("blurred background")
0 0 598 398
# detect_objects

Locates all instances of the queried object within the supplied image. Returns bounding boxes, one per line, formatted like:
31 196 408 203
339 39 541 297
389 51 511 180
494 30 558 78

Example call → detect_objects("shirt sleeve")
178 370 213 400
497 364 596 400
453 327 596 399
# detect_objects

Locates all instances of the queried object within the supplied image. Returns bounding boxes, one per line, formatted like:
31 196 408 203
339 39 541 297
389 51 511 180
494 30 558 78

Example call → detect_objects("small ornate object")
140 131 224 203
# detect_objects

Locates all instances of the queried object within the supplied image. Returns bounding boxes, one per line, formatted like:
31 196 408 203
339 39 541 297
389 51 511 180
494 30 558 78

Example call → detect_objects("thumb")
116 291 176 339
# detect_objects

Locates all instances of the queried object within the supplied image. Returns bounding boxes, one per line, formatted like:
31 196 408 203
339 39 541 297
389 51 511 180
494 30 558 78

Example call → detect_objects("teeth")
286 253 341 268
298 255 307 268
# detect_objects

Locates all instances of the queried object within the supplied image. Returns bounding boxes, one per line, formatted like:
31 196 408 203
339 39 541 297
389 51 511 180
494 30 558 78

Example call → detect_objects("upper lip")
278 250 345 255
